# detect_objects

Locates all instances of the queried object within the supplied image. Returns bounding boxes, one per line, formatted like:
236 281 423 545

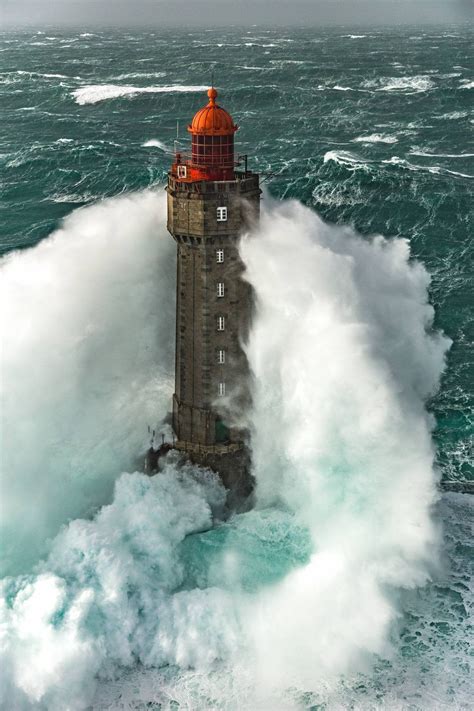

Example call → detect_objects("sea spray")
241 197 450 693
0 193 451 709
0 191 175 575
0 461 231 711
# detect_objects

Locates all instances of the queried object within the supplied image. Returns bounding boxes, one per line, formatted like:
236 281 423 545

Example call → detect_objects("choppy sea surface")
1 26 473 710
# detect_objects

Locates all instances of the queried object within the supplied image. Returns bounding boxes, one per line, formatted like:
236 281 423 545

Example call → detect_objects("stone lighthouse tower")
166 87 261 497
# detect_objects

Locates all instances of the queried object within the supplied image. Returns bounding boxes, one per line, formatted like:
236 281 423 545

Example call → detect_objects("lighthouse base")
144 440 254 510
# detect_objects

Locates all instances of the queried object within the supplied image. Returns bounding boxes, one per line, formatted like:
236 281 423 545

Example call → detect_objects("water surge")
0 191 451 709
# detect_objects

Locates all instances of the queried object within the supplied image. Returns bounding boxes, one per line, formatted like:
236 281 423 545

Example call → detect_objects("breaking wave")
0 191 176 575
353 133 399 144
362 75 435 92
323 149 372 171
0 193 451 709
142 139 169 151
72 84 209 105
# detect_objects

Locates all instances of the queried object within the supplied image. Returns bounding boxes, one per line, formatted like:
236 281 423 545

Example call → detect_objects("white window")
216 249 224 263
217 349 225 364
218 382 226 396
177 165 187 179
216 206 228 222
217 316 225 331
217 282 225 298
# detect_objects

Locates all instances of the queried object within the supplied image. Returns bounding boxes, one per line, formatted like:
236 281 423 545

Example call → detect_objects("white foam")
353 133 399 144
383 156 473 179
114 72 167 80
72 84 208 105
436 111 468 120
323 150 373 171
0 195 452 709
142 139 169 151
241 197 450 693
0 191 176 575
459 79 474 89
363 75 435 92
410 150 474 158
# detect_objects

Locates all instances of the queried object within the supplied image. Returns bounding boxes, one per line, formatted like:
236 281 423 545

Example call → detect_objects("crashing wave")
353 133 399 144
0 192 451 709
362 75 435 92
72 84 209 105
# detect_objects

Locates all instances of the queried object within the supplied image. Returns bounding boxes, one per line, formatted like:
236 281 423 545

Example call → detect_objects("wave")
0 191 176 575
0 70 80 84
435 111 468 120
353 133 399 144
324 151 473 179
45 192 99 204
72 84 209 105
383 156 473 179
323 150 374 171
409 150 474 159
459 79 474 89
362 75 435 92
142 139 169 151
0 194 450 709
113 72 167 80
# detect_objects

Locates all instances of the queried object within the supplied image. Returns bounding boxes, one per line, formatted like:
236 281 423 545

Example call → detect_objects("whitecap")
353 134 399 144
323 150 373 171
72 84 209 105
46 192 97 203
435 111 468 120
114 72 167 80
409 150 474 158
459 79 474 89
142 139 169 151
382 156 473 179
362 75 435 93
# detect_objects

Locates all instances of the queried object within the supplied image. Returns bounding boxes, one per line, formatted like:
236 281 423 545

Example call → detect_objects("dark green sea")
0 26 473 710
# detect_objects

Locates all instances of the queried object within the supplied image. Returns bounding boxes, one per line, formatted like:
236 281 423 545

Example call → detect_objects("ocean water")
0 26 473 710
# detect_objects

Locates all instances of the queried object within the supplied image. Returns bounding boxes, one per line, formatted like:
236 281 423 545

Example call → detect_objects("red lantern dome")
173 88 238 183
188 88 238 136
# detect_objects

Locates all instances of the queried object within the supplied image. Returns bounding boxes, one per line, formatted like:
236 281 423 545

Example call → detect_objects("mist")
1 0 471 28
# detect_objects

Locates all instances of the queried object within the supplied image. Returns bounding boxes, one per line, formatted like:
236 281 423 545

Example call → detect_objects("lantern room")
173 88 239 182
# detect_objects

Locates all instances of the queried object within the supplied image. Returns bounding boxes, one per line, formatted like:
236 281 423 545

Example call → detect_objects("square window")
216 249 224 263
216 206 228 222
217 316 225 331
218 382 226 396
217 349 225 364
217 282 225 298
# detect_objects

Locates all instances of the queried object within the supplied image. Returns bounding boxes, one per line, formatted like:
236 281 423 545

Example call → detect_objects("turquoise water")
1 26 473 710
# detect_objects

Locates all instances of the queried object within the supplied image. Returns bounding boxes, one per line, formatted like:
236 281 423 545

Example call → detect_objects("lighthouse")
165 87 261 498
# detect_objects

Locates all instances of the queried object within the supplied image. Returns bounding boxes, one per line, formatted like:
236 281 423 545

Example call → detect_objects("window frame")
216 249 224 263
216 206 228 222
217 315 225 331
177 165 187 179
217 282 225 298
217 349 226 364
218 382 226 397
